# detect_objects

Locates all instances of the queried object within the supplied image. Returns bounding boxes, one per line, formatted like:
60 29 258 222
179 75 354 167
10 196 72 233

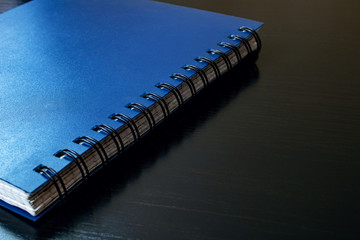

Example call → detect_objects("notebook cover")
0 0 263 219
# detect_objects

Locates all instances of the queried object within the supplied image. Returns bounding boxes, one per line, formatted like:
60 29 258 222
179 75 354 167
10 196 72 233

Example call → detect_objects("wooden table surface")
0 0 359 239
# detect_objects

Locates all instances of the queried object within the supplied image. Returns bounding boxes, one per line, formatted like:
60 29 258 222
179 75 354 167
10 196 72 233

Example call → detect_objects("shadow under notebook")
0 60 259 239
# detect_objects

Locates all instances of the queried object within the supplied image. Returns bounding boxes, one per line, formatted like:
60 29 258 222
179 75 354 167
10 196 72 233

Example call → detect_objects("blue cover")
0 0 263 220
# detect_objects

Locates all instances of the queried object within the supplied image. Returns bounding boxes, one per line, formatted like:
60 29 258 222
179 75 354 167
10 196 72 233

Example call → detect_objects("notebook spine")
170 74 196 97
126 103 156 131
34 26 261 206
54 149 89 181
93 124 125 154
34 165 68 201
142 93 170 118
207 49 232 70
109 113 140 142
239 26 262 52
156 82 184 106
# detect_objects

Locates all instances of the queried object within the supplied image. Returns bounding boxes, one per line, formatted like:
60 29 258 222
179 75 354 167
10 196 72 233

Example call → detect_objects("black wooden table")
1 0 359 239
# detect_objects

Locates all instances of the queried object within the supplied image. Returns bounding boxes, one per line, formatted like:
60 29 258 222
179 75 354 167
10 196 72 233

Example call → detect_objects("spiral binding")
195 57 221 79
156 83 184 107
54 149 89 181
183 65 209 87
34 165 67 200
35 26 260 208
73 136 109 167
207 49 232 71
170 74 196 97
109 113 140 142
142 93 170 119
228 34 252 55
92 124 125 155
239 26 262 52
218 42 242 63
126 103 156 131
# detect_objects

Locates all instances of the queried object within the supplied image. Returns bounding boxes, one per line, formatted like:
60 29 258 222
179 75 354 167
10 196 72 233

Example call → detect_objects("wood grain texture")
0 0 360 239
0 0 29 13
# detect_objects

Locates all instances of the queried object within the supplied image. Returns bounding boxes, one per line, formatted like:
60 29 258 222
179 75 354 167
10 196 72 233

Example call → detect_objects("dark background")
1 0 359 239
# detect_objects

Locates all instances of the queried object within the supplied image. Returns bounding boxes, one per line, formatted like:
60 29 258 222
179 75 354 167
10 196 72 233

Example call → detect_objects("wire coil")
34 165 67 201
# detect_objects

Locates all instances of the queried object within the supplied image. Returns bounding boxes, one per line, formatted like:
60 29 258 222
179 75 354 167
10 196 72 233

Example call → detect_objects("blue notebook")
0 0 263 221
